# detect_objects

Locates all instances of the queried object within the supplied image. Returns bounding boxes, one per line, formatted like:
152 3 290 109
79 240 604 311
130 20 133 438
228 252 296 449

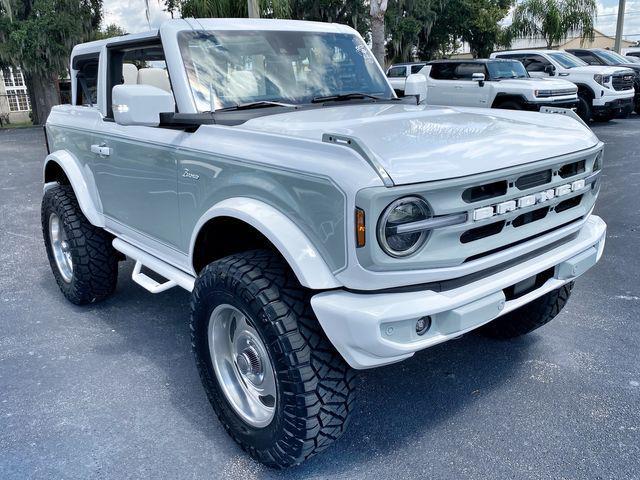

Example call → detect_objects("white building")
0 67 31 125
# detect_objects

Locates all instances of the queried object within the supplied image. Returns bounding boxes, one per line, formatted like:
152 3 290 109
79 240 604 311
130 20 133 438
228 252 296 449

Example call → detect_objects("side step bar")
112 238 195 292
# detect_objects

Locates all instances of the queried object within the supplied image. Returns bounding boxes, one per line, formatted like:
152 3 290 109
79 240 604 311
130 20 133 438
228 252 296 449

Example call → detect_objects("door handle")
454 85 463 89
90 143 111 156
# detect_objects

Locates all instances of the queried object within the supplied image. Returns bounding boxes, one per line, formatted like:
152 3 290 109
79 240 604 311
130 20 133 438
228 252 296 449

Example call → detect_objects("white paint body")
415 65 578 108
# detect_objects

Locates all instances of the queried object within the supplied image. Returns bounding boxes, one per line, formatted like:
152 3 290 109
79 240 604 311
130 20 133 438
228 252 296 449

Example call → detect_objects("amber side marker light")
355 208 366 247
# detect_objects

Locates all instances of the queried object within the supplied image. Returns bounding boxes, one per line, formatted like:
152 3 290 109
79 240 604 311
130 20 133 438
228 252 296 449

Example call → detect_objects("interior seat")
226 70 259 100
137 67 172 93
122 63 138 85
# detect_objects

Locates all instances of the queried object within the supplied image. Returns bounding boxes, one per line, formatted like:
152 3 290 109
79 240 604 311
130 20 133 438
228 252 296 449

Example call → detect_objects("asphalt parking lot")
1 120 639 480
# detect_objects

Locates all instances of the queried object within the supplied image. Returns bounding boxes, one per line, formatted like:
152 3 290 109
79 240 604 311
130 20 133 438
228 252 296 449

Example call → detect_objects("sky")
102 0 640 41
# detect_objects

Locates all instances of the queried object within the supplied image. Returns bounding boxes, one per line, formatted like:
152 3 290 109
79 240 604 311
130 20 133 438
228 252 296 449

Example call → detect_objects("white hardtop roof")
71 18 356 56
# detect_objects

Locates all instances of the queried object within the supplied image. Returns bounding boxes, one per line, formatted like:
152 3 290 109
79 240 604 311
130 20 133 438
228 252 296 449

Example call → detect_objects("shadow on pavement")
56 260 536 478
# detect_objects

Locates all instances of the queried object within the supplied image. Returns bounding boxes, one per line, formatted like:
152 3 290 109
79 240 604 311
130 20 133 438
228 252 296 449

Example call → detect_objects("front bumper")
311 215 606 369
593 96 634 117
525 98 579 111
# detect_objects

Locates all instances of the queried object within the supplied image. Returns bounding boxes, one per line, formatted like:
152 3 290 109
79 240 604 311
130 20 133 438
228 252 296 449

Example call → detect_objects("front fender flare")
43 150 104 227
190 198 341 290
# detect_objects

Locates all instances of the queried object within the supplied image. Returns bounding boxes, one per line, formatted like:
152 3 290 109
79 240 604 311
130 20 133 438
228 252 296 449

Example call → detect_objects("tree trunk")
25 71 60 125
370 0 388 68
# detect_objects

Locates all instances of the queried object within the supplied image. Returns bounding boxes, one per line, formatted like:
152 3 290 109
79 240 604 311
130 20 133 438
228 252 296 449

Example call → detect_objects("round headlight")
377 196 431 257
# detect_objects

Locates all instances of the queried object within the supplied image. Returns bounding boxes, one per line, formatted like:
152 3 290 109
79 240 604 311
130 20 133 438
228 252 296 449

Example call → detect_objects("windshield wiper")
215 101 297 112
311 92 389 103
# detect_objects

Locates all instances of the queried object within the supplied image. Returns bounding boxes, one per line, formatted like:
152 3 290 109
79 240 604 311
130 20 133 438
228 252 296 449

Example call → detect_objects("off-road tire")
480 283 574 339
42 185 118 305
190 250 357 468
576 95 592 122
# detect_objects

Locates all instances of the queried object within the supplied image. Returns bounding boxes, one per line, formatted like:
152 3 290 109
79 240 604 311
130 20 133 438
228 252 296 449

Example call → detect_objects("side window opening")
410 64 424 74
522 55 551 72
454 63 486 80
387 66 406 78
106 41 176 119
74 55 100 107
429 63 455 80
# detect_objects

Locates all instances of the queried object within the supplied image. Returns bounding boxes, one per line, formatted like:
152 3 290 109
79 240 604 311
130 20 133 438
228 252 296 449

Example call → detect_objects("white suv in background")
416 59 578 112
386 62 426 94
491 49 635 121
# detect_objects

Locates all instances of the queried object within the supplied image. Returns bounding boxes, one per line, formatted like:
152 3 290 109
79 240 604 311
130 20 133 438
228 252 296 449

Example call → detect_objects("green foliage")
94 23 126 39
511 0 597 48
419 0 513 59
289 0 368 36
0 0 102 75
384 0 512 62
178 0 290 18
385 0 439 62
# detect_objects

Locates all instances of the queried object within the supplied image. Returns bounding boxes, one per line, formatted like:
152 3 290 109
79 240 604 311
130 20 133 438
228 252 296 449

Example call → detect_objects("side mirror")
544 64 556 76
472 72 485 86
405 72 428 103
112 84 175 127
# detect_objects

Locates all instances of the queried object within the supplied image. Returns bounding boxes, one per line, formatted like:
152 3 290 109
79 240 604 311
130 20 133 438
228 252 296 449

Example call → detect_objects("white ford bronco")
491 49 635 121
406 59 579 112
42 19 607 468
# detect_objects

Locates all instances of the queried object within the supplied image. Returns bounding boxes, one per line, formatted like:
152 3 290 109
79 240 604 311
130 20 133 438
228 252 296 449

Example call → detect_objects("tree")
456 0 513 58
0 0 102 124
176 0 289 18
511 0 597 49
385 0 439 63
417 0 512 60
95 23 126 39
370 0 388 67
289 0 368 36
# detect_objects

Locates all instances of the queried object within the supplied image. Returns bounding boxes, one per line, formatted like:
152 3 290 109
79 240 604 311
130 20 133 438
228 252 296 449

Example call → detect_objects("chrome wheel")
208 304 276 428
49 213 73 283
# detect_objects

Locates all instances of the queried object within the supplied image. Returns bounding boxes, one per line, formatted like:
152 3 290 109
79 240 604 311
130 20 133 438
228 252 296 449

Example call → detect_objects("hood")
497 77 576 89
566 65 634 75
616 63 640 73
239 103 599 185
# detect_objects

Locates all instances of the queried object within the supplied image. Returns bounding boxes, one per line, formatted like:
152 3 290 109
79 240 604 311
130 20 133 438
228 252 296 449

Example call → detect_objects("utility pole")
248 0 260 18
614 0 626 53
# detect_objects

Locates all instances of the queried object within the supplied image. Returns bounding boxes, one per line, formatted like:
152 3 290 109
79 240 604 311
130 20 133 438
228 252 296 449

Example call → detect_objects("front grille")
612 73 634 91
356 146 601 274
559 160 585 178
460 221 505 244
537 88 577 98
463 219 582 263
516 169 552 190
462 180 508 203
555 194 583 213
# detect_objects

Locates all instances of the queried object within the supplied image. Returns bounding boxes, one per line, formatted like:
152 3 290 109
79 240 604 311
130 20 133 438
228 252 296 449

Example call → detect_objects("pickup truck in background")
566 48 640 114
491 49 635 121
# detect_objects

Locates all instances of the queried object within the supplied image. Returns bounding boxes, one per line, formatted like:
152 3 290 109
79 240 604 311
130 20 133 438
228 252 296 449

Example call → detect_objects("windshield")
178 30 394 111
487 61 529 79
597 49 632 65
548 52 587 68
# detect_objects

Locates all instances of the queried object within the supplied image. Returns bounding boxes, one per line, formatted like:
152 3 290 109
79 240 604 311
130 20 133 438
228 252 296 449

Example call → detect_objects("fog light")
416 316 431 336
